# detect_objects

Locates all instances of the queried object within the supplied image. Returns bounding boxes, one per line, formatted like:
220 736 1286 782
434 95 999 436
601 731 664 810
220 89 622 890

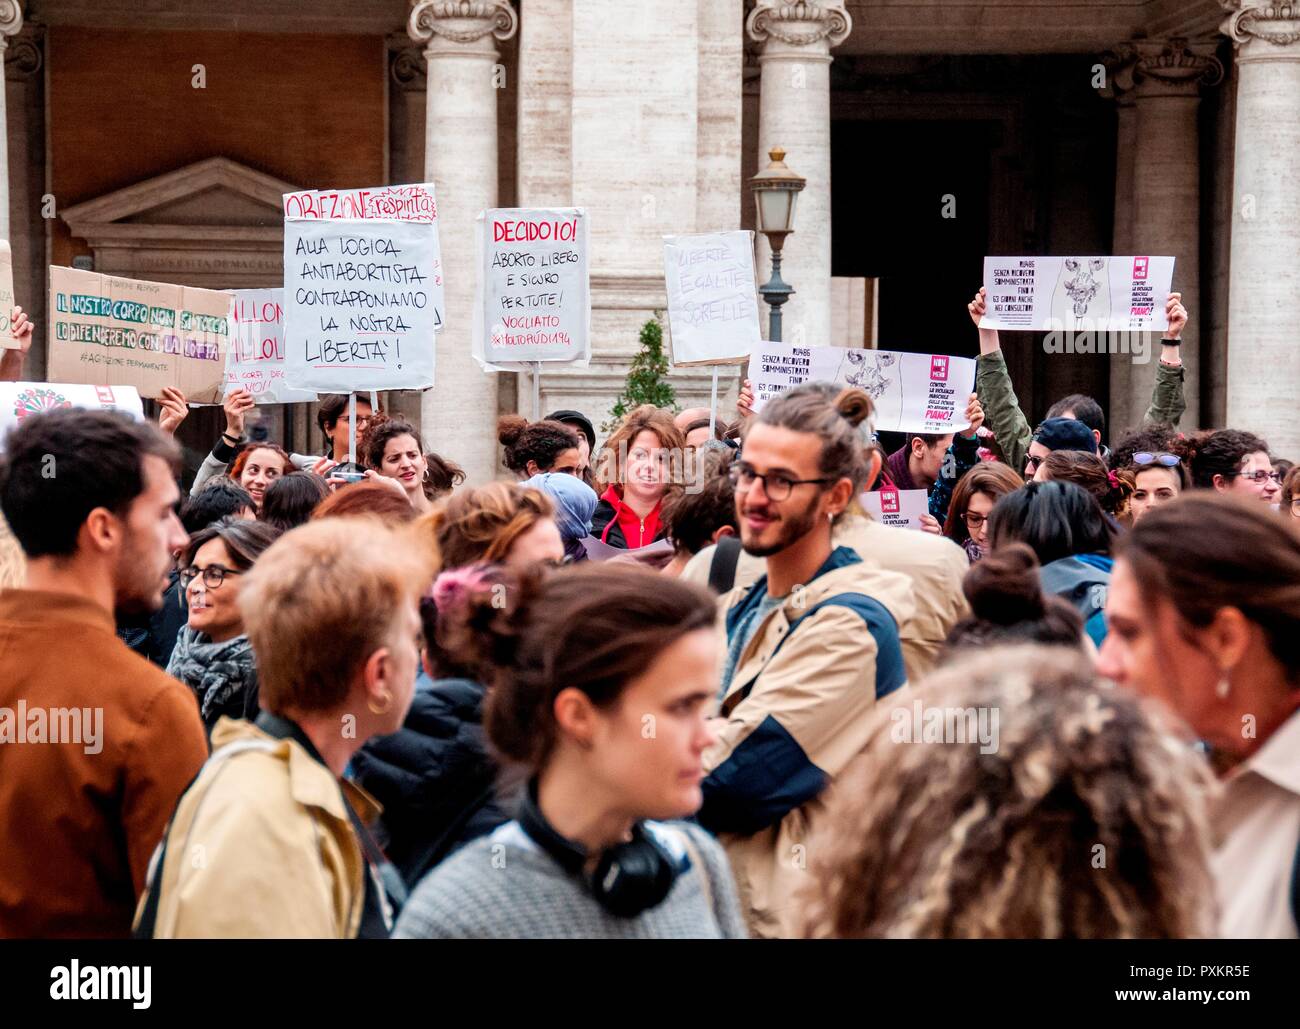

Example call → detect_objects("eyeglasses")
180 565 244 590
729 464 834 502
963 512 988 530
1290 498 1300 515
1024 454 1044 473
1131 452 1181 468
1235 469 1283 484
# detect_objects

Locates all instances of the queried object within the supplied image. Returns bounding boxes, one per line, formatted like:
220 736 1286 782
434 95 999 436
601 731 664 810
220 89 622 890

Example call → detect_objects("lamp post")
749 146 806 343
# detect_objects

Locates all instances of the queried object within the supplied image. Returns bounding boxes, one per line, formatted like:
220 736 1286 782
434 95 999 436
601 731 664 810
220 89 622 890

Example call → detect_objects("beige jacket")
683 514 969 682
1211 709 1300 938
699 546 915 938
141 717 380 939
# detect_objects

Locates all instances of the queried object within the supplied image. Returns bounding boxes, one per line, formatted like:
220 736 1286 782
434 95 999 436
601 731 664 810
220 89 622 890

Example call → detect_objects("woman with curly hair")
363 417 465 514
423 481 564 570
497 415 582 478
1182 428 1280 505
799 644 1215 938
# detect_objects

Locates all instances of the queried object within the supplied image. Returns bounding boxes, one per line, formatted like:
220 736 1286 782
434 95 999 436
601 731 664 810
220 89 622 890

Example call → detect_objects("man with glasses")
1023 416 1097 482
0 409 207 937
697 382 914 938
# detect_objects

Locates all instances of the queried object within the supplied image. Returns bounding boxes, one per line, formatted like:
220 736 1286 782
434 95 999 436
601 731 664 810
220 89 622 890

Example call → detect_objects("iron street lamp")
749 146 806 342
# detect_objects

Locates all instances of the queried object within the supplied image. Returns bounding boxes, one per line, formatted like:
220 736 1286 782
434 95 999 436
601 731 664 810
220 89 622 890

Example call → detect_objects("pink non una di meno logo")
880 488 900 514
930 356 949 381
1132 256 1149 280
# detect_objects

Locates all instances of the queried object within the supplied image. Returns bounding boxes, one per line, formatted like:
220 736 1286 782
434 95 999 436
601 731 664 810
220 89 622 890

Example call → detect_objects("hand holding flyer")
861 487 930 531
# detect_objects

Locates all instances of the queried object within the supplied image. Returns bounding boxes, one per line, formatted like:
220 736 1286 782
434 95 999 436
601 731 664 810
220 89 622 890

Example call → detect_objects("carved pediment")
59 158 301 288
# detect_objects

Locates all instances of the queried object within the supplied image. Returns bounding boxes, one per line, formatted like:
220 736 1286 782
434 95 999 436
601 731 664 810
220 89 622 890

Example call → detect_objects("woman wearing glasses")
167 517 282 734
1183 428 1281 505
941 462 1023 562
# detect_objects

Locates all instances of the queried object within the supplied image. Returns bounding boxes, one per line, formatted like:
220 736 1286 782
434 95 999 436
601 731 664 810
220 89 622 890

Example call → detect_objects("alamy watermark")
0 702 103 754
890 699 1000 754
1042 315 1153 365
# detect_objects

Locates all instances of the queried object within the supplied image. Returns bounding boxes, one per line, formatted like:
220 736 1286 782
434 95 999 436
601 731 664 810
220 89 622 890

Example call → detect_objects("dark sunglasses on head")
1131 452 1180 468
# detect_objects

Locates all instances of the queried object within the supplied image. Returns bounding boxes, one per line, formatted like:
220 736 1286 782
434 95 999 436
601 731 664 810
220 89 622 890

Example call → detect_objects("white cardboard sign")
282 183 444 393
225 288 317 404
0 381 145 455
979 255 1175 332
475 208 590 370
663 231 761 366
747 342 977 434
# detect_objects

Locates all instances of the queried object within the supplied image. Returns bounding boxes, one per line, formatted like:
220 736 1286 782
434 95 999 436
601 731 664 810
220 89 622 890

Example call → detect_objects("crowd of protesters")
0 288 1297 941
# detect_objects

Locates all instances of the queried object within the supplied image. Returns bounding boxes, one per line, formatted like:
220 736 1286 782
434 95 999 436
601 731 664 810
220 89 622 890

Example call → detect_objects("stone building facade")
3 0 1298 479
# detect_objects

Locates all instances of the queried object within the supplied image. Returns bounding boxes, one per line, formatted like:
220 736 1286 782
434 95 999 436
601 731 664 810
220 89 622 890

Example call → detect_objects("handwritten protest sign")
474 208 590 370
48 267 229 401
0 241 16 349
282 183 443 393
861 486 930 531
0 381 144 454
979 256 1175 332
225 289 316 404
747 342 977 434
663 231 761 366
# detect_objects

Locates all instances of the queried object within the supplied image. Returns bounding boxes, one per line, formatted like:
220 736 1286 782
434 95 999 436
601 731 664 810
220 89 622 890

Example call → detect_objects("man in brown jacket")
0 408 207 937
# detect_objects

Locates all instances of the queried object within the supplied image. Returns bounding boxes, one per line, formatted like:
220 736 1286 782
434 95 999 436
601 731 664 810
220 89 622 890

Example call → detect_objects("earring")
1216 674 1232 700
367 688 393 716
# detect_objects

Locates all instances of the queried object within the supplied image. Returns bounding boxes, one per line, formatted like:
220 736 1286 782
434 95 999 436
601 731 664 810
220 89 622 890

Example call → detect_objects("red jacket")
590 486 664 549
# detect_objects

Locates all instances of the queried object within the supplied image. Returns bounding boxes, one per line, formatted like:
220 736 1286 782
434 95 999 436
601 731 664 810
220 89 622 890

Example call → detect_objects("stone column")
1102 66 1139 431
5 22 42 379
1221 2 1300 454
1110 39 1221 431
408 0 518 484
746 1 851 348
0 0 22 243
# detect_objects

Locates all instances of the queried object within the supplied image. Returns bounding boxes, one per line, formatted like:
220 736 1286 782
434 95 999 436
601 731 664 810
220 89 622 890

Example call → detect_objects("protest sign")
0 381 144 454
861 486 930 531
663 231 761 366
474 208 590 370
979 256 1175 332
282 183 443 393
47 267 229 401
226 288 317 404
747 342 977 434
0 241 16 349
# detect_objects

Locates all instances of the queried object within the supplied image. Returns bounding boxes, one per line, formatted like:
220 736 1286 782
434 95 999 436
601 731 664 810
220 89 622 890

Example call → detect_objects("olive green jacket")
976 349 1186 473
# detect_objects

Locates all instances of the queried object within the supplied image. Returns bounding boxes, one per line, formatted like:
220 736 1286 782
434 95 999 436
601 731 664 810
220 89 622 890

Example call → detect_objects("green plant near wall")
603 315 678 432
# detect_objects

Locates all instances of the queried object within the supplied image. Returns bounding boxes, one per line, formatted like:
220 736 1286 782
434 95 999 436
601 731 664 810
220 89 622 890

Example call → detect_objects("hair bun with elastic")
963 542 1047 624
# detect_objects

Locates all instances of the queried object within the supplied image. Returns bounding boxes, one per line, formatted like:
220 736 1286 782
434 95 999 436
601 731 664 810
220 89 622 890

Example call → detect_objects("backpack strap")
708 536 744 594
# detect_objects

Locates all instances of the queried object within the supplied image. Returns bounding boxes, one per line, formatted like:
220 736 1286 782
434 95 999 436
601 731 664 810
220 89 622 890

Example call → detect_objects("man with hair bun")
697 381 916 938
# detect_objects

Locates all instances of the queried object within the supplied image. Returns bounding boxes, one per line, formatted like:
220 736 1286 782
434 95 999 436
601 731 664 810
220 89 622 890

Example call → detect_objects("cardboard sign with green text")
47 266 230 401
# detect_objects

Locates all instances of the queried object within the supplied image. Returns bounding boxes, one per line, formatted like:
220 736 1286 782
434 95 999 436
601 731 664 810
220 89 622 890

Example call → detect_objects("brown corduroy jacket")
0 588 208 938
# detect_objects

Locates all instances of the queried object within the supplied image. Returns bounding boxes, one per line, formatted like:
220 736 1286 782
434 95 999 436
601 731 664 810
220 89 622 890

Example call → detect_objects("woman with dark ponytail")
394 563 747 939
1098 494 1300 937
943 543 1086 655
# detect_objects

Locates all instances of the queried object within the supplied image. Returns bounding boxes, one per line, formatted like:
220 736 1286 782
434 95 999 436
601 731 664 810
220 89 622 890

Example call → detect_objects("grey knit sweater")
393 819 749 939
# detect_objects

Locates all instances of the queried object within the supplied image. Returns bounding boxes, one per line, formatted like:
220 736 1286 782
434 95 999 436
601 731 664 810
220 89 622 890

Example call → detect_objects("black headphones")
516 779 679 918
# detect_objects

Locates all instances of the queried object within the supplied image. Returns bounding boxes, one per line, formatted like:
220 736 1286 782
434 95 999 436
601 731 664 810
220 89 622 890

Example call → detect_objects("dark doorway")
831 120 992 360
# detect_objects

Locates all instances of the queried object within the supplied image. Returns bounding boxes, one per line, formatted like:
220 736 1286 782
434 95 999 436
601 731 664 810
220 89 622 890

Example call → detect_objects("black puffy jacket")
351 676 511 888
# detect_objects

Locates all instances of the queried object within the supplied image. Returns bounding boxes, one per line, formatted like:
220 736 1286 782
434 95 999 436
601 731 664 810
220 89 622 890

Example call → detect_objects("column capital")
1108 38 1224 98
408 1 517 48
390 45 427 91
746 1 852 51
0 1 22 42
1222 1 1300 47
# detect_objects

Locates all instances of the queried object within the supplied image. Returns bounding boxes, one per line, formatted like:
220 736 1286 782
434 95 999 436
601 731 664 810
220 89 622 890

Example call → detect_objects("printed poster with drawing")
282 183 444 393
47 267 230 402
979 256 1175 332
747 342 977 434
0 381 145 455
860 487 929 531
663 231 761 366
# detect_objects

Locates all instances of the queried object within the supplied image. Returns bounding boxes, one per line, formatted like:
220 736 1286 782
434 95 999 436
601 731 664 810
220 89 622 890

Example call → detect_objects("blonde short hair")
239 517 435 714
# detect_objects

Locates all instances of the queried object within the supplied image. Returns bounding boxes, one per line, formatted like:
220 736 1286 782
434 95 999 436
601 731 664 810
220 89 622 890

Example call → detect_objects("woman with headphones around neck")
394 563 748 938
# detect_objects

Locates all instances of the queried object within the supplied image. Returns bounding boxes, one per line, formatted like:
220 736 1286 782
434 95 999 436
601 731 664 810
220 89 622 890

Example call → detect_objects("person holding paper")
591 407 686 551
968 287 1188 477
699 382 915 938
0 305 34 382
363 417 465 514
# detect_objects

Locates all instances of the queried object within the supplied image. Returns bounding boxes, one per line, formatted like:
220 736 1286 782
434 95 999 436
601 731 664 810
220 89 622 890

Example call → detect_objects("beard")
740 493 823 558
113 534 169 615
